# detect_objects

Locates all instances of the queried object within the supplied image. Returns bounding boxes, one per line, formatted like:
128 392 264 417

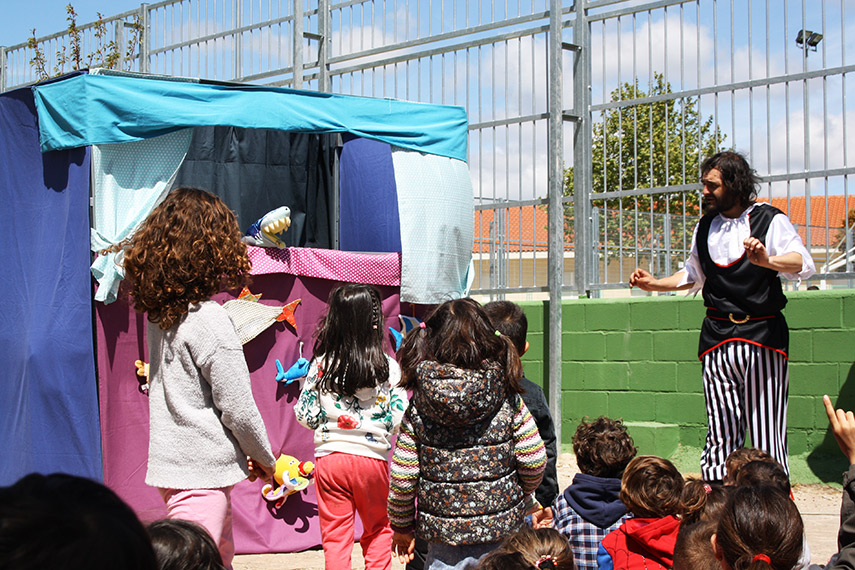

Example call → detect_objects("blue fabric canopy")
32 74 469 161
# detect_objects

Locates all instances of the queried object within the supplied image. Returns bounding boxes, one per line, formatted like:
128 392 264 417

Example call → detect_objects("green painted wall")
518 289 855 482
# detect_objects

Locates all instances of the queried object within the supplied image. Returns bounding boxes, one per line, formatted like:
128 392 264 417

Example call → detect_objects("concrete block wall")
519 289 855 460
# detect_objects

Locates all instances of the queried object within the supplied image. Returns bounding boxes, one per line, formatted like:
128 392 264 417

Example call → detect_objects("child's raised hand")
531 506 554 529
391 532 415 565
824 394 855 465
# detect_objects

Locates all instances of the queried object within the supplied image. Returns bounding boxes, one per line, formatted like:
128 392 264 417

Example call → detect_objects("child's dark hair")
477 527 576 570
572 416 637 478
483 300 528 355
734 460 790 494
619 455 684 518
123 187 251 330
714 486 803 570
0 473 157 570
397 298 523 394
724 447 775 485
147 519 226 570
313 283 389 396
674 481 730 570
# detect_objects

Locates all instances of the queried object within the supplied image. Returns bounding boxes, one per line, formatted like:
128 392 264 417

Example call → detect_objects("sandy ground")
234 453 843 570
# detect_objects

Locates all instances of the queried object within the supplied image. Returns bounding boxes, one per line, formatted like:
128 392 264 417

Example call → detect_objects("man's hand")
744 237 771 267
391 532 415 565
629 268 656 291
824 394 855 465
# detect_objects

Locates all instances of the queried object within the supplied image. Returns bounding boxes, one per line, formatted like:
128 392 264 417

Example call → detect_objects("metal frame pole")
139 4 150 74
547 0 566 444
317 0 329 92
293 0 304 89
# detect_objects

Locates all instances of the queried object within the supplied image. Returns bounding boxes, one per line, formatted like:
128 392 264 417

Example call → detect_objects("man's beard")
703 191 739 215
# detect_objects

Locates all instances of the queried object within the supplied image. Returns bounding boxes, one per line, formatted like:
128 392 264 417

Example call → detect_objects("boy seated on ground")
597 455 684 570
722 446 775 485
548 416 637 570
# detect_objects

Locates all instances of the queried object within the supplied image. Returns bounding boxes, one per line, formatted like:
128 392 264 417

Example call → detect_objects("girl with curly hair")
123 187 276 569
294 283 408 570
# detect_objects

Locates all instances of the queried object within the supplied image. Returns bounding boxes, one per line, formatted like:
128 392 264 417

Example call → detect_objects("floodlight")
796 29 823 52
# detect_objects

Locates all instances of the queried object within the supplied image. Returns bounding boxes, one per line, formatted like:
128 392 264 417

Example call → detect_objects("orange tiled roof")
473 196 855 252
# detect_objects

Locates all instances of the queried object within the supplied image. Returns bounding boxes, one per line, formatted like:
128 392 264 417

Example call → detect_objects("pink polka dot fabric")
247 246 401 286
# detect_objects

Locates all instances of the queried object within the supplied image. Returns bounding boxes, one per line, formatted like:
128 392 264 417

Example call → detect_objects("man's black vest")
697 203 789 359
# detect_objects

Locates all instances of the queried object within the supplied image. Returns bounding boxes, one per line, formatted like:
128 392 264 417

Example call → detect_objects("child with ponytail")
387 298 547 570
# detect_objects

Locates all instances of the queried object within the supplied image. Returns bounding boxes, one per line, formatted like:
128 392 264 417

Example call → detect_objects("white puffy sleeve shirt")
676 203 816 293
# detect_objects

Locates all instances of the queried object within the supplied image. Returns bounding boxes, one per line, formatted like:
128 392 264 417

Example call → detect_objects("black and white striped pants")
700 341 789 481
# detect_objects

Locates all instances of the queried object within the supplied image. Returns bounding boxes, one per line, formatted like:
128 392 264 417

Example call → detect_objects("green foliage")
27 3 142 80
565 73 725 264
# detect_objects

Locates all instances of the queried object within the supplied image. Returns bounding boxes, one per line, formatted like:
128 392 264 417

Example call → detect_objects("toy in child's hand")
275 342 310 384
135 360 150 394
260 454 315 507
243 206 292 248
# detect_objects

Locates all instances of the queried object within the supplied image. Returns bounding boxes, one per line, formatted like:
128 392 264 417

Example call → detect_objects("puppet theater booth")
0 70 474 554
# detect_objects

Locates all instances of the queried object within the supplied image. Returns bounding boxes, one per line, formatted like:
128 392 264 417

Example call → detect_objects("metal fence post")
0 47 6 93
547 0 566 443
573 0 592 298
317 0 329 92
234 0 243 80
139 4 150 73
293 0 303 89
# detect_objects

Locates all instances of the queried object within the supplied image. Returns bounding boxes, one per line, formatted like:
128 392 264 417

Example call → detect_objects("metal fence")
4 0 854 438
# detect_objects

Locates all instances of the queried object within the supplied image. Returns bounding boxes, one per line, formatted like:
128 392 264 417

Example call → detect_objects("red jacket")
598 515 681 570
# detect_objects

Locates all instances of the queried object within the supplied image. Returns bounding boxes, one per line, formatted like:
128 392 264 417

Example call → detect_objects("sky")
0 0 142 48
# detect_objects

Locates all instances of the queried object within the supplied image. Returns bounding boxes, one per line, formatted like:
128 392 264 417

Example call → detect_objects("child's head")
572 416 637 478
147 519 226 570
313 283 389 396
477 526 576 570
483 300 528 356
397 298 523 394
724 447 774 485
713 486 803 570
619 455 684 518
681 479 730 526
733 460 790 494
123 187 251 330
0 473 157 570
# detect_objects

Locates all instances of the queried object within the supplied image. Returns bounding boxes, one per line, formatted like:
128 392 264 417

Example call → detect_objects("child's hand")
247 458 274 482
391 532 415 565
531 506 554 529
824 394 855 465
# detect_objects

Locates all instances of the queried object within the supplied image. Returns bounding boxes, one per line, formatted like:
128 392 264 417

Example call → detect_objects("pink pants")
314 453 393 570
158 486 235 569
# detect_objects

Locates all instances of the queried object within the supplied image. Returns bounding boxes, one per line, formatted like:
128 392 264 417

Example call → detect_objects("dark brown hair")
123 187 251 330
619 455 684 518
673 520 721 570
715 486 803 570
477 527 576 570
701 151 760 208
483 300 528 355
572 416 637 478
147 519 226 570
312 284 390 396
734 460 790 495
724 448 775 485
397 298 523 394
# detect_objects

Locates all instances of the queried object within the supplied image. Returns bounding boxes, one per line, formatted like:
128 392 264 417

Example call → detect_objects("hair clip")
494 330 502 337
372 324 378 329
752 554 771 564
703 483 712 494
534 555 554 569
419 322 426 329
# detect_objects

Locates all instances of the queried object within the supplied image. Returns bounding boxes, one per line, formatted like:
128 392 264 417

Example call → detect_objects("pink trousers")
314 453 393 570
158 486 235 569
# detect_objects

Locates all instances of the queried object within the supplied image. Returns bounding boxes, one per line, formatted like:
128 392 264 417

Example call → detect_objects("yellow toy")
261 454 315 507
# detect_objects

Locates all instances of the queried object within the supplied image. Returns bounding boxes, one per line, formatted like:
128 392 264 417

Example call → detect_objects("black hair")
701 151 760 208
483 300 528 355
0 473 157 570
397 298 523 394
313 283 390 396
147 519 226 570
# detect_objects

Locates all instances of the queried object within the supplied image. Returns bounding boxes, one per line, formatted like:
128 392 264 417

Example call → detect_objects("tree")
28 4 142 80
565 72 725 269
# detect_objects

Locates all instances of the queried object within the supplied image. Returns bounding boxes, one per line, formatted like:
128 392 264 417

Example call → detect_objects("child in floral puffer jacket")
387 298 547 570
